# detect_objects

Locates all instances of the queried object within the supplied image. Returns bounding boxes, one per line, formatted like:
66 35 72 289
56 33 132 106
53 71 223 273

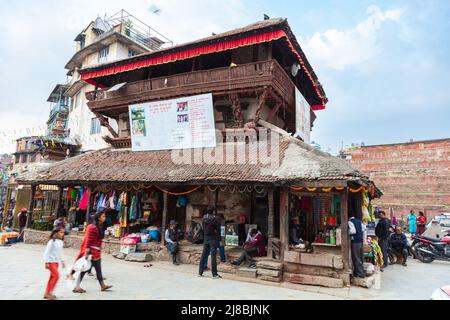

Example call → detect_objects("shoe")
198 273 203 277
72 288 86 293
101 284 113 291
402 262 407 267
87 272 94 276
173 262 180 265
231 261 239 266
212 274 222 279
249 264 256 268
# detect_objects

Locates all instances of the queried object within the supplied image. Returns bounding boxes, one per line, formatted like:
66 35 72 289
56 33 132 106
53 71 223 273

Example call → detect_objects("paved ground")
0 243 448 300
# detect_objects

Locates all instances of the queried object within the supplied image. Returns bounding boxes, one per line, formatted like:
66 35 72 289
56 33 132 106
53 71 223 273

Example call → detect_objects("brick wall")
345 139 450 219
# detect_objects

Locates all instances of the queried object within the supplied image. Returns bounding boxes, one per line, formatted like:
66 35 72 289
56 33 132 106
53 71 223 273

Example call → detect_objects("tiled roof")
16 135 369 186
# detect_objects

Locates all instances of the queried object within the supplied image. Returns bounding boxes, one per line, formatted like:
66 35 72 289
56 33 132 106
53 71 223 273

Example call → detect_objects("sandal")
144 264 152 267
72 288 86 293
101 285 113 291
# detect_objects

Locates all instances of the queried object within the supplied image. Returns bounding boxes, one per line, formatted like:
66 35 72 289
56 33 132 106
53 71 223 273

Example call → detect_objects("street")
0 243 448 300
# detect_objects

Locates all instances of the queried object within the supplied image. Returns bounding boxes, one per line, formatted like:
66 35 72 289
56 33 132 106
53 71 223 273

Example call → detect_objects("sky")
0 0 449 154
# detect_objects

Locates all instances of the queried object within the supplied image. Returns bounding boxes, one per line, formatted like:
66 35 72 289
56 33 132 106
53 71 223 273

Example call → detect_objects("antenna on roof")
263 14 270 20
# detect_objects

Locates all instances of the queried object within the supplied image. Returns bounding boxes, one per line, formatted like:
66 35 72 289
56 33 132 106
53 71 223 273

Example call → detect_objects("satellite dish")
291 63 300 77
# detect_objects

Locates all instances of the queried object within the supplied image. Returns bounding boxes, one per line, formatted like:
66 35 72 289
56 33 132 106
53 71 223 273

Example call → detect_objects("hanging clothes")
72 188 79 203
67 187 73 201
79 187 90 210
96 193 105 212
109 191 116 210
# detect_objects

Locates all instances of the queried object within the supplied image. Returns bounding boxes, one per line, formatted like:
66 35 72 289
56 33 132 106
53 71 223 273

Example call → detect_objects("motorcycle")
412 234 450 263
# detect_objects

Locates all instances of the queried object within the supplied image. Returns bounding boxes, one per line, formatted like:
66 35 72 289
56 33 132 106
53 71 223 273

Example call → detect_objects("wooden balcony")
85 59 295 118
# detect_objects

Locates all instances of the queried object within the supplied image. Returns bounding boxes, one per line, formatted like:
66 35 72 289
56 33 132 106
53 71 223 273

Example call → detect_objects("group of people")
349 209 420 279
164 206 266 279
43 211 113 300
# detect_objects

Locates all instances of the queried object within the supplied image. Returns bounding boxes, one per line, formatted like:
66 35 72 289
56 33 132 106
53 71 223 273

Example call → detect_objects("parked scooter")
412 234 450 263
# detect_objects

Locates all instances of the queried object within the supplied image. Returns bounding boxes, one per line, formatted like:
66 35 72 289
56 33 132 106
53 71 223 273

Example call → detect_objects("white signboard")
295 87 311 144
129 93 216 151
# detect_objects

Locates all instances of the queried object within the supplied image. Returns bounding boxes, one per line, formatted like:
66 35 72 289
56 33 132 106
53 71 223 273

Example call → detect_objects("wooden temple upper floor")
86 59 294 115
85 58 318 148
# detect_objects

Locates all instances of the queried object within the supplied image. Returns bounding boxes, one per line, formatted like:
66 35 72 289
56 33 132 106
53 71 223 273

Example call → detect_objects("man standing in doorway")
199 206 222 279
375 210 391 270
348 215 366 278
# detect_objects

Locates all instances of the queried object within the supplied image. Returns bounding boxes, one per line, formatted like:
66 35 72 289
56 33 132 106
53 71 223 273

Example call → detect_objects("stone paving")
0 243 448 300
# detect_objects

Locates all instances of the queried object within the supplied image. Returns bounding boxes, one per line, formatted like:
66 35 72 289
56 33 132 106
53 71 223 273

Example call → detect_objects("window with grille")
98 46 109 63
128 49 138 57
90 118 101 135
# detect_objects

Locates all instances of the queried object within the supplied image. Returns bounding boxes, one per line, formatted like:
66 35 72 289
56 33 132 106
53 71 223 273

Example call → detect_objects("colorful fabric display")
79 187 89 210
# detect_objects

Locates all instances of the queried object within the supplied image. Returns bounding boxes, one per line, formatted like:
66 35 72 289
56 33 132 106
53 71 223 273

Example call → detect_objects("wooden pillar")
26 185 36 228
54 186 63 217
267 188 274 238
279 188 289 260
340 189 351 272
161 191 168 244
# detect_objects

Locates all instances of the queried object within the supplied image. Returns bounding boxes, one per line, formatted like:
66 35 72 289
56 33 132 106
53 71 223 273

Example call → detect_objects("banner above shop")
295 87 311 144
129 93 216 152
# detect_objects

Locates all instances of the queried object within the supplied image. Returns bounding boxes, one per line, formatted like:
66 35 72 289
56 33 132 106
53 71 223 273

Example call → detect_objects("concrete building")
342 138 450 219
0 154 13 209
64 10 172 152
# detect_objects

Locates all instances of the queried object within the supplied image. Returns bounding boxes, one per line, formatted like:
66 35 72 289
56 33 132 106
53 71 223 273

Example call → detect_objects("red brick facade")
344 139 450 220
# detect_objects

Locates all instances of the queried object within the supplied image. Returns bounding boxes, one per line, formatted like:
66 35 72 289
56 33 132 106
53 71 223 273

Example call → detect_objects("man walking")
199 206 222 279
348 215 366 278
375 210 391 270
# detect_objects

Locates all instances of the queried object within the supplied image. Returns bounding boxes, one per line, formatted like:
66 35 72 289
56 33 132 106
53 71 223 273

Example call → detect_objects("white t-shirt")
44 239 64 263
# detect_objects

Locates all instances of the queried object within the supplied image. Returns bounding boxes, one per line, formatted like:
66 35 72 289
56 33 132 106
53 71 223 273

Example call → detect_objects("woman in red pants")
43 227 66 300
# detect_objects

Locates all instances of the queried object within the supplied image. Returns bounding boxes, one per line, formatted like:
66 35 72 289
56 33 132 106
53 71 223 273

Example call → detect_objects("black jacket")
202 214 221 241
389 232 407 250
375 218 390 240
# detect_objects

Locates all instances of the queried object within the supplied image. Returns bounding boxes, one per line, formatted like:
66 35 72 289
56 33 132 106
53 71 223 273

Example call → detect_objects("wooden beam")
266 101 282 123
279 188 289 260
161 191 168 245
267 188 274 238
92 111 119 138
229 92 243 127
340 189 351 278
54 186 64 217
26 185 36 228
254 87 270 124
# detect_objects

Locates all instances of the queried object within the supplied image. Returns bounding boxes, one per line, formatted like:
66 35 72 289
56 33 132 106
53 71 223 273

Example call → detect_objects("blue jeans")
203 240 226 268
199 239 218 275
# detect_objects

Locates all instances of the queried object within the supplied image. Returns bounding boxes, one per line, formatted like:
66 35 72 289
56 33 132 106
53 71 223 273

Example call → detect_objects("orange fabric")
45 263 59 295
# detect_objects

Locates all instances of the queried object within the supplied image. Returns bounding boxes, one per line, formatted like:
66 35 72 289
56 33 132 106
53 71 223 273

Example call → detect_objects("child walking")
43 227 66 300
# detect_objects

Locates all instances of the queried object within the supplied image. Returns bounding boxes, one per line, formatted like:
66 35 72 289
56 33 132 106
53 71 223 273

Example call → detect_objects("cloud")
0 0 250 154
301 5 406 70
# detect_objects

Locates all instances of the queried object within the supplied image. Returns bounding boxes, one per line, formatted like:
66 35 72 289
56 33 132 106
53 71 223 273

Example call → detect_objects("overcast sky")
0 0 449 154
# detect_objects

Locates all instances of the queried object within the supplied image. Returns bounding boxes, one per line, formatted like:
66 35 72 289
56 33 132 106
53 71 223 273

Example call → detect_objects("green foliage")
31 220 54 231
